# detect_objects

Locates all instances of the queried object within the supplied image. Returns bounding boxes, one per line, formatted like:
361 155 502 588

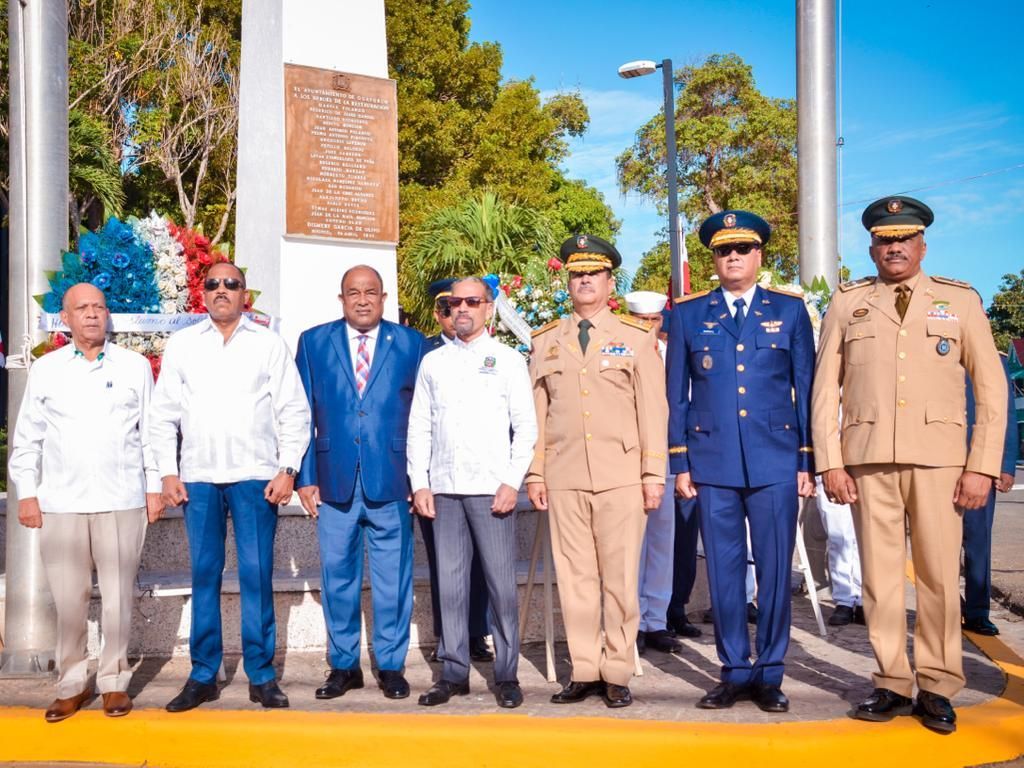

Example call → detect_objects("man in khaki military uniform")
812 196 1007 734
527 234 667 709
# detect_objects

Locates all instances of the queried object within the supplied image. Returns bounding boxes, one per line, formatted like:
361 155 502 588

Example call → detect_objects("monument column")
236 0 398 349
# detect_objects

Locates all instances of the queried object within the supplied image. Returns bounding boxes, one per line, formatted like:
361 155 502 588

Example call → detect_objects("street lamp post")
619 58 685 299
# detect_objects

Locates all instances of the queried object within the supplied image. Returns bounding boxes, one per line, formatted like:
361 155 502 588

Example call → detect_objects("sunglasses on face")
203 277 244 291
712 243 758 258
446 296 490 308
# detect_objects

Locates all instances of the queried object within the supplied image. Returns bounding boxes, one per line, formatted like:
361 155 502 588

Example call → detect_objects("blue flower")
81 248 97 266
92 272 112 290
554 290 567 303
516 343 529 353
111 252 129 268
523 285 533 297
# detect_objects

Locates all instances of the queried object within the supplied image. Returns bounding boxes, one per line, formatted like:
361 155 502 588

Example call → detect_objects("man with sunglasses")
294 265 425 703
666 211 815 713
152 262 311 712
408 277 537 708
420 279 494 665
812 196 1006 733
527 234 668 708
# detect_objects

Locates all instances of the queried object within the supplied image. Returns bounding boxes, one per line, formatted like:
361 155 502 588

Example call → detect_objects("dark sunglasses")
203 277 244 291
712 243 758 257
446 296 490 308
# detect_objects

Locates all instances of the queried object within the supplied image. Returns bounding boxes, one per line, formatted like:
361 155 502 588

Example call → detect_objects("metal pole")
2 0 69 676
661 59 684 300
796 0 838 290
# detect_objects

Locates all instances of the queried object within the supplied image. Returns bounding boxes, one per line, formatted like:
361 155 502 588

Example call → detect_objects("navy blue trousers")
962 488 996 621
697 481 797 687
667 496 700 627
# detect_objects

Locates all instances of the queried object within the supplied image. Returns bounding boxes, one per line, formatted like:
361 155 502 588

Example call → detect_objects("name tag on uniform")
600 343 634 357
478 355 498 375
699 324 722 335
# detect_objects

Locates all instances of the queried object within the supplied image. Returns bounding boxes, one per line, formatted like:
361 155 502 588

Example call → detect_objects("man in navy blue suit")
295 265 425 701
420 279 493 663
666 211 816 713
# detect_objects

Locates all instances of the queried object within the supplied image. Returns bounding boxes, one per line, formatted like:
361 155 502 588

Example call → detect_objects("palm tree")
69 108 126 237
400 190 556 329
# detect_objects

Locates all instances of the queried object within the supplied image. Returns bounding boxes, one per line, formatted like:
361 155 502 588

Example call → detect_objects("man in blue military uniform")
420 279 493 662
667 210 816 712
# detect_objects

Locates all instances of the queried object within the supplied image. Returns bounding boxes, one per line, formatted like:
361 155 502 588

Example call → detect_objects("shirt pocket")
843 319 876 366
689 333 725 376
925 318 961 360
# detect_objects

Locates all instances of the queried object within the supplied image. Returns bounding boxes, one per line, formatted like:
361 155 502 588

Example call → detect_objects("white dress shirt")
149 316 311 483
723 283 757 318
347 323 379 377
407 332 537 495
8 342 160 513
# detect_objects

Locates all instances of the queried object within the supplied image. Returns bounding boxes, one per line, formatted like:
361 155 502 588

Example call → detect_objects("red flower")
608 298 620 311
501 284 511 296
511 275 523 288
547 257 562 271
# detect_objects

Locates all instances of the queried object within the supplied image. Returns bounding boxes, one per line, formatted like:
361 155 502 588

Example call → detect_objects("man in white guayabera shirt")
408 276 537 709
150 261 310 713
9 282 164 723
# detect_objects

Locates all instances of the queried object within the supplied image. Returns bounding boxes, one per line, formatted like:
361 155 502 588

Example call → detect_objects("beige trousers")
547 486 647 686
39 508 147 698
848 464 965 699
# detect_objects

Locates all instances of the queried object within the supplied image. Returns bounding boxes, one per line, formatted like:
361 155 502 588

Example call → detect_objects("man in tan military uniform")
526 234 667 709
812 196 1006 734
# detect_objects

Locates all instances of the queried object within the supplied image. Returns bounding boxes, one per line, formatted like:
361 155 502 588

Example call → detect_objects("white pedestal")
235 0 396 351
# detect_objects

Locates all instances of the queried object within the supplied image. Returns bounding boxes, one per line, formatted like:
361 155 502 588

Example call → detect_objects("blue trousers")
318 474 413 672
183 480 278 686
697 481 797 687
668 496 700 627
962 489 996 621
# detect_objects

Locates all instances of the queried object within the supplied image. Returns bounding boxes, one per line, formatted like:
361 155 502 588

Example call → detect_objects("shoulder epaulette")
674 290 709 304
619 315 653 332
765 286 802 299
531 319 560 338
837 277 875 293
931 275 973 290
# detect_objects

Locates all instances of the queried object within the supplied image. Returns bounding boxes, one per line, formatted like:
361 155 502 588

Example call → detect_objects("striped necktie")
355 334 370 396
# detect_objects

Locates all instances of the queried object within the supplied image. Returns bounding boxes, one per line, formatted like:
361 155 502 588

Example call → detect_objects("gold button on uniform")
584 411 591 418
899 375 906 383
738 386 746 394
582 389 589 396
585 433 592 440
736 343 745 351
899 329 907 337
771 343 777 349
898 352 906 360
739 409 748 417
580 368 587 375
737 364 745 372
898 399 906 407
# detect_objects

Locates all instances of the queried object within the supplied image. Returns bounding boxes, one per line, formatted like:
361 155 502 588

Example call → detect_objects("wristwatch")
280 467 297 477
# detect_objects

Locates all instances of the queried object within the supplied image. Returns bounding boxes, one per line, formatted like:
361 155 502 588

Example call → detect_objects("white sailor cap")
624 290 667 315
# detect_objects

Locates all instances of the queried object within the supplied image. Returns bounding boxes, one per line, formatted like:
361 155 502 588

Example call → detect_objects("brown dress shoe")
102 691 133 717
45 688 93 723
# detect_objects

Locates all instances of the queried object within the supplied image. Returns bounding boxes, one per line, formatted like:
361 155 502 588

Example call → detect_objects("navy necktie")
733 297 747 332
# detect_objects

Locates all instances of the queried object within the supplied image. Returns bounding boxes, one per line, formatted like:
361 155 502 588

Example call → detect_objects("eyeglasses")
203 277 244 291
445 296 490 308
712 243 758 257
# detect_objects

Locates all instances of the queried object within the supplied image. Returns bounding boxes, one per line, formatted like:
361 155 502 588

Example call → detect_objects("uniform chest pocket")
843 319 876 366
536 359 563 380
755 331 791 352
925 319 961 359
690 333 725 376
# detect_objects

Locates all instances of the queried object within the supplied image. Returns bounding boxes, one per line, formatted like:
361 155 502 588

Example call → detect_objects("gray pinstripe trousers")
433 494 519 684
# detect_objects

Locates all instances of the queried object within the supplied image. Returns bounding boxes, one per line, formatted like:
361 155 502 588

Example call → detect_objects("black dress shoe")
377 670 410 699
852 688 913 722
751 684 789 713
747 602 759 624
418 679 470 706
697 682 747 710
854 605 866 625
249 680 289 708
643 629 683 653
963 617 999 636
315 668 364 699
702 608 714 623
550 680 605 704
829 604 855 626
427 647 440 663
166 678 219 713
469 636 494 662
636 631 647 655
496 681 523 709
914 690 956 733
668 616 702 638
603 684 633 708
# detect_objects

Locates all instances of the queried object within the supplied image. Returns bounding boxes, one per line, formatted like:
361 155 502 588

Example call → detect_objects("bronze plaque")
284 64 398 244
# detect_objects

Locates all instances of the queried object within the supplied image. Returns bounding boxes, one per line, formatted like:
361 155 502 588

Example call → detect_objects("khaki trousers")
547 486 647 686
848 464 965 699
39 508 147 698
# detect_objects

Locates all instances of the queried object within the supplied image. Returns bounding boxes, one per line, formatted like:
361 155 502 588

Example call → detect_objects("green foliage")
988 269 1024 352
619 53 799 289
69 108 126 222
400 191 557 329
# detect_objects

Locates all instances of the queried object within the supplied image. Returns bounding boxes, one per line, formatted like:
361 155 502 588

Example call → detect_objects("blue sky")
469 0 1023 305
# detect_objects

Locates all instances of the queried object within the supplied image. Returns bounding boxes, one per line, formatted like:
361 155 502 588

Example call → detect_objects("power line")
840 162 1024 209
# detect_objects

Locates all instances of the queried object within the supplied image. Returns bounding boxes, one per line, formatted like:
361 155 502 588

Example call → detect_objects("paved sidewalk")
991 467 1024 618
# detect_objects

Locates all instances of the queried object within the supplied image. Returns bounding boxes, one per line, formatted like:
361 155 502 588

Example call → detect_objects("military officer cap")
428 278 455 301
624 290 667 315
861 195 934 239
558 234 622 273
698 210 771 249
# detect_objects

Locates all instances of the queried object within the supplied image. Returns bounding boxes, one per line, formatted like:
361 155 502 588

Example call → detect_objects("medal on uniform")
936 338 950 356
702 354 713 370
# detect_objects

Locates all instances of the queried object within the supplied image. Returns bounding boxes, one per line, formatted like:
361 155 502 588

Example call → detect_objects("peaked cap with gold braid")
861 195 934 239
698 210 771 249
558 233 622 273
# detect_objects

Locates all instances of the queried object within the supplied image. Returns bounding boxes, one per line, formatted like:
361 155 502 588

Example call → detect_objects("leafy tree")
988 269 1024 352
400 191 556 328
68 108 126 231
618 53 799 290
